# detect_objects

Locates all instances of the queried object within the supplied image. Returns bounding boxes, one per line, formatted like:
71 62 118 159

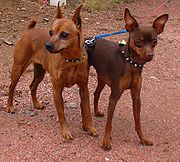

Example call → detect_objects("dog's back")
87 38 126 85
87 38 118 64
14 21 49 64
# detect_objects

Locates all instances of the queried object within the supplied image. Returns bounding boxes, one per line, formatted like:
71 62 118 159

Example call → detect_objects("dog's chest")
64 67 78 87
48 56 88 88
63 64 87 88
119 71 141 90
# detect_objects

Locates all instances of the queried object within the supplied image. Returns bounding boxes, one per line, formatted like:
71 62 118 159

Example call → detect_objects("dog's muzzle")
45 42 64 54
45 42 53 51
146 53 154 62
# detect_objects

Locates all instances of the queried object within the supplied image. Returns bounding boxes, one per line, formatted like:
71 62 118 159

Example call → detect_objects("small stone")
23 109 37 117
20 7 27 11
2 40 14 46
43 18 49 22
65 102 78 109
105 157 110 161
150 76 160 81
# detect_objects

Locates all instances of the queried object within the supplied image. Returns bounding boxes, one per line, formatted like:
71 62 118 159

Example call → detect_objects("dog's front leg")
131 77 153 146
102 88 122 150
79 82 98 137
52 81 73 140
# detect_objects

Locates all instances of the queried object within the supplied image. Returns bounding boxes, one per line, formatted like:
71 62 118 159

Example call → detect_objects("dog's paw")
101 139 112 151
7 106 15 114
88 127 98 137
141 139 153 146
62 130 73 141
34 102 45 110
83 125 98 137
95 111 104 117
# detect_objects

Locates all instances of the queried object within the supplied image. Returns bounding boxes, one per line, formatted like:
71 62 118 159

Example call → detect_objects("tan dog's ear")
55 2 63 19
72 5 83 30
153 14 168 34
124 8 138 32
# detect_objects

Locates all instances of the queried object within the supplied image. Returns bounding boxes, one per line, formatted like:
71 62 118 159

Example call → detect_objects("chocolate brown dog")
87 9 168 150
7 4 97 140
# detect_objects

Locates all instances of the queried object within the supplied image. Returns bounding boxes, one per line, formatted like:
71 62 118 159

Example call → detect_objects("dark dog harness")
85 38 145 69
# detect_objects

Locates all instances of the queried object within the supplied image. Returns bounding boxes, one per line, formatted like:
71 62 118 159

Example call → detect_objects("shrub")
67 0 130 10
84 0 122 10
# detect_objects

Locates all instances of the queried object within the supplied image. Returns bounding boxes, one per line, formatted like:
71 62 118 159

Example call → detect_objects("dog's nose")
147 53 154 58
146 53 154 61
45 42 52 51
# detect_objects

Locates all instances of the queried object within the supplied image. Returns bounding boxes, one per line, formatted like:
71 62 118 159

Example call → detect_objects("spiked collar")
121 50 145 68
119 44 145 68
63 53 86 63
63 48 87 63
64 58 81 63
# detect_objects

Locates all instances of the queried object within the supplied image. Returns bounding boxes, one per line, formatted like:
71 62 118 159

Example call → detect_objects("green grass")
67 0 133 10
84 0 123 11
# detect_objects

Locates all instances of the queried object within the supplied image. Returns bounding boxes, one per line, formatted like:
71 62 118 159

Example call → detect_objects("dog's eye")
152 39 157 47
135 40 143 48
49 30 53 37
60 32 69 39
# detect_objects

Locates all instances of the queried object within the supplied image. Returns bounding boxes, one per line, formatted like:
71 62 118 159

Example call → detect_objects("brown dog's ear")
124 8 138 32
153 14 168 34
55 2 63 19
72 5 83 30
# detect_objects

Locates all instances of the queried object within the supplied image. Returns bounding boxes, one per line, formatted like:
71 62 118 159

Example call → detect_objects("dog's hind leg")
29 63 46 110
94 76 105 117
7 62 31 113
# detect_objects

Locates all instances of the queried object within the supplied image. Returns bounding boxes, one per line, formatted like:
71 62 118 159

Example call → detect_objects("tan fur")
7 4 97 140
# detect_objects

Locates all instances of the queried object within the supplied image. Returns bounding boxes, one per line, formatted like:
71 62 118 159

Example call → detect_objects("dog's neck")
122 40 145 69
60 48 86 63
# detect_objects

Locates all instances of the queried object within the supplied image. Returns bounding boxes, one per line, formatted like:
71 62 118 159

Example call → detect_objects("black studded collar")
64 58 81 63
63 47 87 63
118 41 145 68
121 50 145 68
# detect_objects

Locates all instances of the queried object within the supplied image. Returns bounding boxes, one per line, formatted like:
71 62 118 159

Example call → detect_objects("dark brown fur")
87 8 168 150
7 4 97 140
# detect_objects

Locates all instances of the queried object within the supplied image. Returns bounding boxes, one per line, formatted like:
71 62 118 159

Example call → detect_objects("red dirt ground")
0 0 179 161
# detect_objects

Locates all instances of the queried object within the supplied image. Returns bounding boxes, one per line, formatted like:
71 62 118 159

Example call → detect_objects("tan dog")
7 4 97 140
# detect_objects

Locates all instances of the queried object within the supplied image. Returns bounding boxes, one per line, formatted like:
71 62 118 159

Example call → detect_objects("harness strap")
95 29 127 39
84 29 127 47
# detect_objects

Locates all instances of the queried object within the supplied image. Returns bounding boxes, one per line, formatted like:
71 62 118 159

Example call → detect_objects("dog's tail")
27 20 37 29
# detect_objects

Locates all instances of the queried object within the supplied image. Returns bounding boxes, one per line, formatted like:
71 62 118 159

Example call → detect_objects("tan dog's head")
124 8 168 64
45 3 83 56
